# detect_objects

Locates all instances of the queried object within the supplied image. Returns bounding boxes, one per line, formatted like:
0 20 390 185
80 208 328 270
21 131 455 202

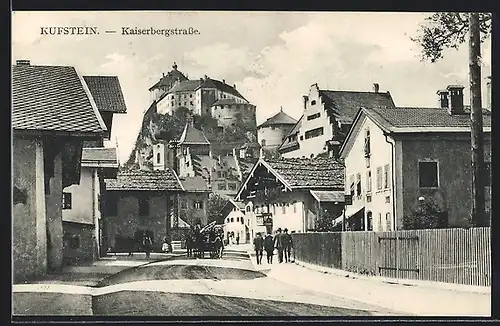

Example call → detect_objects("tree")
412 12 491 227
206 193 230 224
403 198 443 230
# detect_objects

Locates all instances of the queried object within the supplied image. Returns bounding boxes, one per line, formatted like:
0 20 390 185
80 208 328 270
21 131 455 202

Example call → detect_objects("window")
230 217 234 223
366 211 373 231
228 183 237 191
385 213 392 231
194 201 204 209
364 129 371 157
236 217 240 222
311 100 317 105
307 113 320 121
383 164 390 189
349 174 355 197
376 167 383 190
181 200 187 209
305 127 324 140
139 197 149 216
378 213 383 231
261 139 266 147
356 173 362 197
366 171 372 193
241 218 244 224
282 203 286 214
190 101 194 106
300 135 304 141
183 102 186 106
62 192 72 210
419 161 438 188
484 162 491 187
226 218 229 223
156 153 161 164
246 206 251 212
171 101 174 106
190 94 193 98
218 183 227 190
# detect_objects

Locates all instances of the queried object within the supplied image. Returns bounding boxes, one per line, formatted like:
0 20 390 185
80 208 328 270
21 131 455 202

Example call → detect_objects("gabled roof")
81 147 118 168
339 106 493 158
178 176 211 192
258 109 297 128
319 90 396 124
148 64 188 91
169 79 203 93
12 64 107 135
83 76 127 113
278 115 303 152
236 157 345 200
105 169 183 191
163 77 247 102
179 123 211 145
211 98 241 106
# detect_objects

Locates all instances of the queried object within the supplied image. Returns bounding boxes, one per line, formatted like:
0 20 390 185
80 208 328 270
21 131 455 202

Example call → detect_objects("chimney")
303 95 309 111
16 60 30 65
162 73 165 77
373 83 380 93
233 84 236 89
172 62 178 70
446 85 465 115
222 79 226 84
486 76 491 110
204 75 208 81
437 89 449 109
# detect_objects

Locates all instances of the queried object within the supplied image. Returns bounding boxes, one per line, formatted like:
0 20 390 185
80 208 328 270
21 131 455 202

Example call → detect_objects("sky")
12 11 492 163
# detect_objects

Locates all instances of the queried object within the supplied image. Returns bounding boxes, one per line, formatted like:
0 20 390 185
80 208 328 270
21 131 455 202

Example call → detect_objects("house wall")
153 143 167 171
223 209 249 243
62 168 94 225
45 151 64 272
211 103 256 128
12 137 47 282
344 116 394 231
400 134 492 228
281 85 335 158
178 192 209 226
105 193 170 251
62 221 96 265
257 125 293 149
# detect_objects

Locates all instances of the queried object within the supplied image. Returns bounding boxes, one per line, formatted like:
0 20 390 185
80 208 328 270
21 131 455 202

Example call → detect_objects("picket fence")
291 227 491 287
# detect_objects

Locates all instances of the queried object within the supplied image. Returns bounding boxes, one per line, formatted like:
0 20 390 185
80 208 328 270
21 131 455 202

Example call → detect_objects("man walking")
274 228 284 263
143 231 153 259
264 232 274 264
283 228 293 263
253 232 264 265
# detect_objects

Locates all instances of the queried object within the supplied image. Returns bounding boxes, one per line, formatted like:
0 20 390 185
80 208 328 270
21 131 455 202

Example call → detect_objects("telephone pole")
469 13 486 226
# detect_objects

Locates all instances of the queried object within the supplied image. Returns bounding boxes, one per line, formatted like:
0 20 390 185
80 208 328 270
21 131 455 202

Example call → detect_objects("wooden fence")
291 227 491 287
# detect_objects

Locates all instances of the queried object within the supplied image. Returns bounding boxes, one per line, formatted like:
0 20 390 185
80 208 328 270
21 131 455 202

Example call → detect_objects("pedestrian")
283 228 293 263
264 232 274 264
161 237 169 253
236 233 240 245
143 231 153 259
253 232 264 265
274 228 284 263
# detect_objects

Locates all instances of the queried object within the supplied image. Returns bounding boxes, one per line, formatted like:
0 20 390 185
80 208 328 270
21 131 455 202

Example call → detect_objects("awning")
310 190 345 203
333 206 365 225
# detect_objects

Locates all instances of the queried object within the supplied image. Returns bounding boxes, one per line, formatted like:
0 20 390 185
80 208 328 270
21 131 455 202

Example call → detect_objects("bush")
403 198 443 229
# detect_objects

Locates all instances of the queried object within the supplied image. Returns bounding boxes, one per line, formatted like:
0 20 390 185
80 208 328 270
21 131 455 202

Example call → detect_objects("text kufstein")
40 27 98 35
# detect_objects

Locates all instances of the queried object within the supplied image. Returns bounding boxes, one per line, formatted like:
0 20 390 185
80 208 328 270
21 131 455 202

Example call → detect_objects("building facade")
210 99 257 129
103 170 183 252
279 83 395 159
221 199 250 244
12 60 107 281
235 157 346 236
340 85 492 230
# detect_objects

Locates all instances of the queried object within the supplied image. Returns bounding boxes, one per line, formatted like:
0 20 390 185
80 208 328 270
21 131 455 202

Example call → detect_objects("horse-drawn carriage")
188 221 224 259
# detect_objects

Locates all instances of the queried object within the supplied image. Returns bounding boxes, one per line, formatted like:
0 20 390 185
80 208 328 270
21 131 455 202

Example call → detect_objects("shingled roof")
258 108 297 128
265 157 345 189
278 115 303 152
148 63 188 91
178 176 211 192
162 76 247 102
366 106 492 130
12 63 107 135
81 147 118 167
105 169 183 191
83 76 127 113
179 123 210 145
319 90 395 124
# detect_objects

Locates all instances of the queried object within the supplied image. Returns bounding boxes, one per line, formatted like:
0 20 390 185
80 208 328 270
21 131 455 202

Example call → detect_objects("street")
13 247 398 317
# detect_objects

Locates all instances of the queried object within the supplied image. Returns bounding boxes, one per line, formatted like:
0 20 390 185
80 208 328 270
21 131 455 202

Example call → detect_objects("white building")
257 107 297 151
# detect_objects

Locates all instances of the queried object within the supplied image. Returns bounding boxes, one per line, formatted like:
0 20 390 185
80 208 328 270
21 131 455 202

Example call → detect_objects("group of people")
253 228 293 265
185 224 224 259
127 230 154 258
